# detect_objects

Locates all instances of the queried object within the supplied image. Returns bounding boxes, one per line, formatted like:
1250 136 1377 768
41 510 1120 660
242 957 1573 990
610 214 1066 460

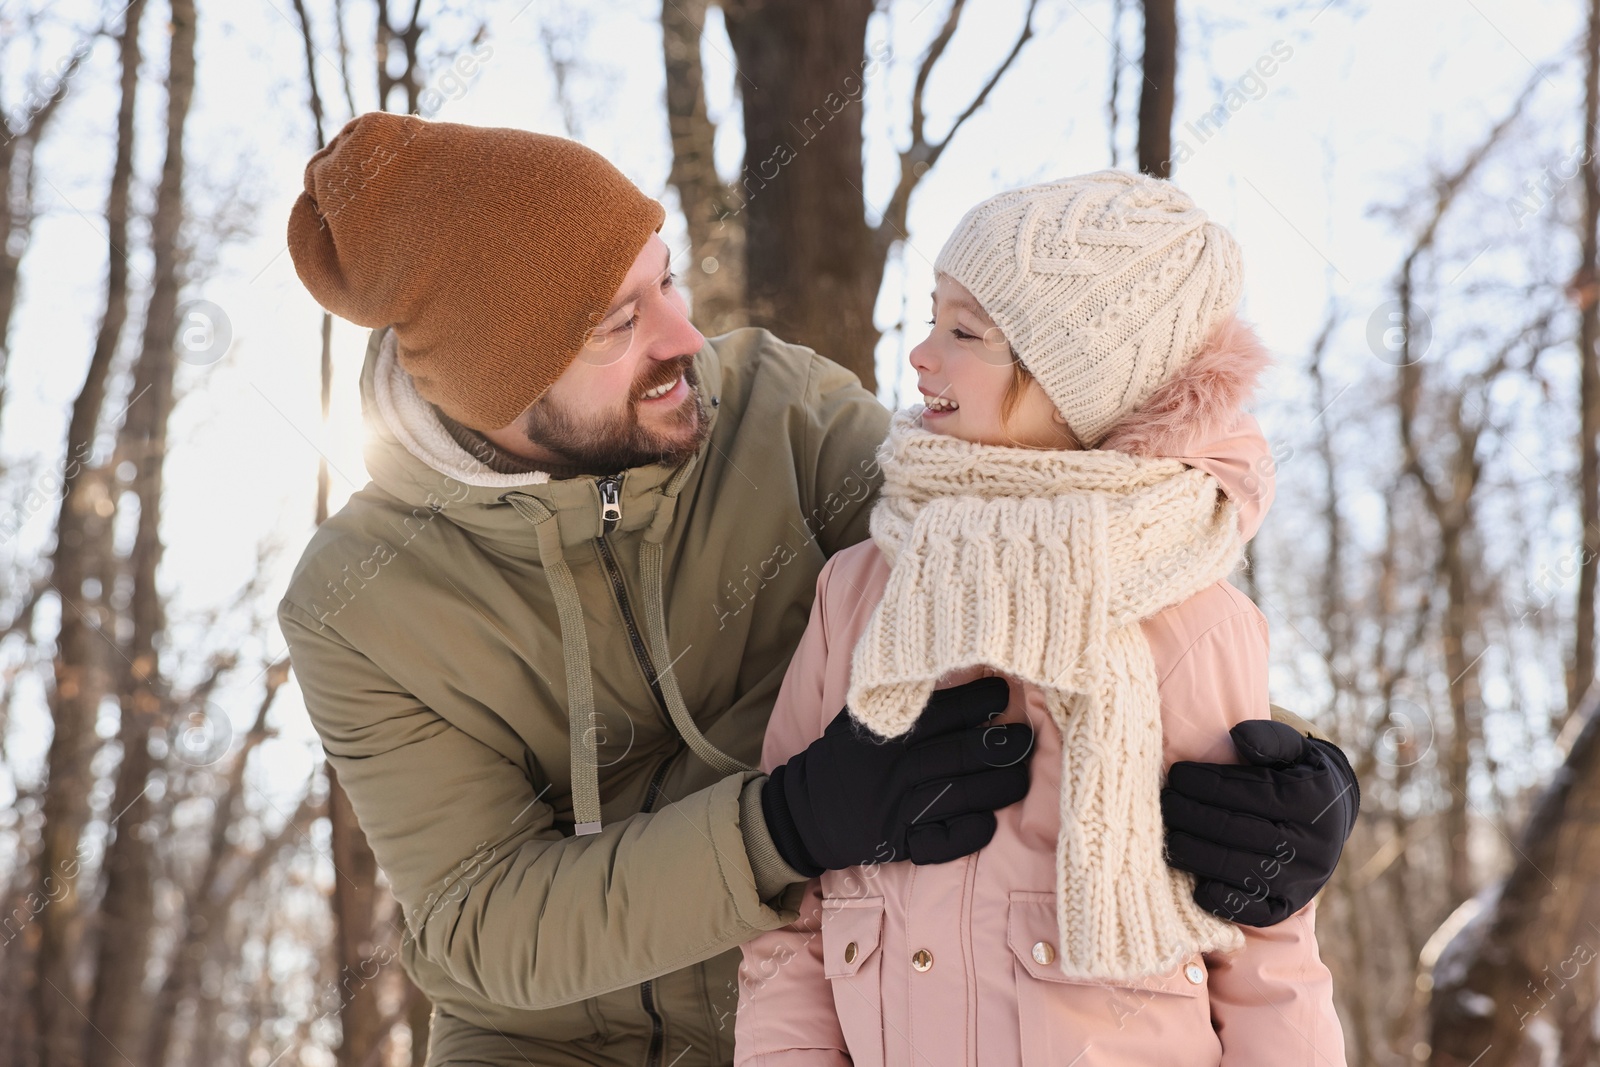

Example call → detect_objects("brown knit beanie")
287 112 666 430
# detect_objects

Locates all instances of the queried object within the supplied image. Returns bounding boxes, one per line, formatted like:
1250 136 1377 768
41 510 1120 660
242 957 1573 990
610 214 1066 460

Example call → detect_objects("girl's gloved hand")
761 676 1033 874
1160 719 1360 927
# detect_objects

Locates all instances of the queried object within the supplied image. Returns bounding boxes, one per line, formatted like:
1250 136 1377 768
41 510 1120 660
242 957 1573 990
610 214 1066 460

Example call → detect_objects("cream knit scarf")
848 410 1248 979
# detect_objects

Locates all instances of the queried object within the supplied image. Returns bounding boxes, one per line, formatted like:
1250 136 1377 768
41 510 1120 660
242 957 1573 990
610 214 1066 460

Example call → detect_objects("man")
279 113 1357 1066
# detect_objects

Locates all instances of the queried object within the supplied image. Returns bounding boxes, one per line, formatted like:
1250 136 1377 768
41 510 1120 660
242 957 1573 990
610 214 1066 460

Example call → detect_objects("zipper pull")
598 477 621 533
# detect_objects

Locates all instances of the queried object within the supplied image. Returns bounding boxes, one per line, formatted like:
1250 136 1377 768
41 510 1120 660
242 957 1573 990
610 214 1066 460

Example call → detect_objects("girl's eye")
925 318 936 326
951 328 976 341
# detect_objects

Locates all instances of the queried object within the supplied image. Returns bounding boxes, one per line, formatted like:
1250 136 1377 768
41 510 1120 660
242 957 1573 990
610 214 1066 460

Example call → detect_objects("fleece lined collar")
372 327 554 488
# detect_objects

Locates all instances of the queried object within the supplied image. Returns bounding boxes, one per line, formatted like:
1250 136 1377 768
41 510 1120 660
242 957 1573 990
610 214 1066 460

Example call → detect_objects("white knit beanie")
933 169 1244 447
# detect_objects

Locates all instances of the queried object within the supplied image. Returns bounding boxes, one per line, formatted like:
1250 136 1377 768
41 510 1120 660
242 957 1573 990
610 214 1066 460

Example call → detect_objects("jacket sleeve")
1157 604 1347 1066
735 559 851 1066
1206 900 1346 1066
798 352 890 558
279 596 804 1013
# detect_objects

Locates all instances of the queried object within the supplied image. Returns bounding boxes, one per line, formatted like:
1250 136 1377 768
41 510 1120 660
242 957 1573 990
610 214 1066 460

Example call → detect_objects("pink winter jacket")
734 412 1346 1067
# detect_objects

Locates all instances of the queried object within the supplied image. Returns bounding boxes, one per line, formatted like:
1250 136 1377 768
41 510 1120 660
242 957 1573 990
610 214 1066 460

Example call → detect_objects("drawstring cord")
504 493 605 835
639 466 753 777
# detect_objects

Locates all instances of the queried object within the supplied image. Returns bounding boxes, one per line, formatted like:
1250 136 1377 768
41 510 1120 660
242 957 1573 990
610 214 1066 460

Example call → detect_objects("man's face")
489 234 710 476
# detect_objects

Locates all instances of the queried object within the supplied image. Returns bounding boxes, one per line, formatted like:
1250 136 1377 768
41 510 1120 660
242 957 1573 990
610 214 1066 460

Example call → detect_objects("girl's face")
909 275 1079 450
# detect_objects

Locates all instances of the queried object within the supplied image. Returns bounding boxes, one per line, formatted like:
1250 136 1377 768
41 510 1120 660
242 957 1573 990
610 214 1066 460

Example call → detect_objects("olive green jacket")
278 326 890 1065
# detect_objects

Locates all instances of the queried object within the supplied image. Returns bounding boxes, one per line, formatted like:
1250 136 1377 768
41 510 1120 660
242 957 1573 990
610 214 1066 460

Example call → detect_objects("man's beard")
517 356 711 477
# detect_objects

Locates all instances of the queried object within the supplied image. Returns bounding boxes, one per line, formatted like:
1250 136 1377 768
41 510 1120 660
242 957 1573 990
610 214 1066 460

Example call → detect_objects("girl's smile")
909 275 1080 451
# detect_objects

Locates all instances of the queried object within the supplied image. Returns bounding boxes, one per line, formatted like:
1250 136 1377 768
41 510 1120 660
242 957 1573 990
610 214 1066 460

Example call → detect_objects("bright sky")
0 0 1582 806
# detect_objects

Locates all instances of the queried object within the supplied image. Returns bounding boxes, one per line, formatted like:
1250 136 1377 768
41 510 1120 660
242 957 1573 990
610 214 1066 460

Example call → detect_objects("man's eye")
661 272 675 290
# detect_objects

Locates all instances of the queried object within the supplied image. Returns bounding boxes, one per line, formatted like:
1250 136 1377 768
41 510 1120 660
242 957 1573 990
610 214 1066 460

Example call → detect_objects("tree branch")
875 0 1039 259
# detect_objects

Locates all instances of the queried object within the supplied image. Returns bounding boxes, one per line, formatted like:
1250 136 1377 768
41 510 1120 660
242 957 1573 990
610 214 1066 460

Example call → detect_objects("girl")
734 171 1345 1066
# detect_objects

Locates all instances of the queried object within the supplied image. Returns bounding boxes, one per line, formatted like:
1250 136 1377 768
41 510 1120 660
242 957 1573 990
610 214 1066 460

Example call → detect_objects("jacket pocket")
1006 892 1216 1066
821 895 886 1067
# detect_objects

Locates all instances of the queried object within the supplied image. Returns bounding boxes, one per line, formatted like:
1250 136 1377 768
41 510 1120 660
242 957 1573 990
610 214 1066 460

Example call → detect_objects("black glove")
762 676 1033 873
1161 719 1359 927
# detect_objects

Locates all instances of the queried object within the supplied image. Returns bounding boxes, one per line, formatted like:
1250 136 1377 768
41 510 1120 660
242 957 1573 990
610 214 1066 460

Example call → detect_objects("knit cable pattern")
933 169 1244 447
848 410 1248 978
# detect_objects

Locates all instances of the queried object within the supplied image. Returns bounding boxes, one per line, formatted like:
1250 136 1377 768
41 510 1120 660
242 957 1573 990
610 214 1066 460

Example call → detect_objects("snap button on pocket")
911 948 933 972
1006 892 1200 998
1184 962 1205 985
821 896 883 979
820 896 887 1067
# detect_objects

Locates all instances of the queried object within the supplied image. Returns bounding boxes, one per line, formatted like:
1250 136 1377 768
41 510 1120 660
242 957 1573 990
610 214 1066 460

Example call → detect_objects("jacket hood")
355 325 725 552
1096 313 1276 542
368 325 556 491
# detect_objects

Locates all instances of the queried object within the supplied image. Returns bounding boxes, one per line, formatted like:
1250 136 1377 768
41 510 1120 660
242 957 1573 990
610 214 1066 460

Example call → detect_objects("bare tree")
661 0 746 336
715 0 877 383
82 3 198 1057
1137 0 1178 176
1421 12 1600 1065
1426 688 1600 1067
30 4 148 1062
145 659 296 1066
1572 0 1600 727
293 6 433 1062
290 0 340 529
378 0 426 116
670 0 1038 392
1107 0 1127 166
1396 84 1538 911
1242 52 1570 1064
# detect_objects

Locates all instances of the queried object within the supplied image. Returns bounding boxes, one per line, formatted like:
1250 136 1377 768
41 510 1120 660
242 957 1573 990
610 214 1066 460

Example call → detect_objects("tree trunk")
1397 255 1493 916
1557 4 1600 1061
662 0 747 336
1136 0 1177 177
1 857 42 1067
723 0 880 390
145 663 291 1067
1426 687 1600 1067
85 0 196 1059
1438 523 1481 910
318 310 333 525
290 0 337 528
406 990 432 1067
301 13 428 1062
32 4 147 1062
1573 0 1600 728
328 764 384 1067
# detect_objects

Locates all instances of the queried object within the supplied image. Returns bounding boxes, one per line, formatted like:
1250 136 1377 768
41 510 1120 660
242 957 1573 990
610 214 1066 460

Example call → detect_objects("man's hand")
762 676 1033 874
1161 719 1360 926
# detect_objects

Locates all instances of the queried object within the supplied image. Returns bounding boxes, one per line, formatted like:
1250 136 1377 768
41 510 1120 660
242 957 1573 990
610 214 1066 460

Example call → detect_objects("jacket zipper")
595 477 683 814
639 977 666 1067
640 745 677 814
598 476 623 532
597 475 674 1067
594 477 669 716
597 476 682 793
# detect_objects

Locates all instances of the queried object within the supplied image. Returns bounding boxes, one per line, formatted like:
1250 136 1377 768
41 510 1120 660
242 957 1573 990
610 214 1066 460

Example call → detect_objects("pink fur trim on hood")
1097 314 1277 542
1097 313 1273 458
